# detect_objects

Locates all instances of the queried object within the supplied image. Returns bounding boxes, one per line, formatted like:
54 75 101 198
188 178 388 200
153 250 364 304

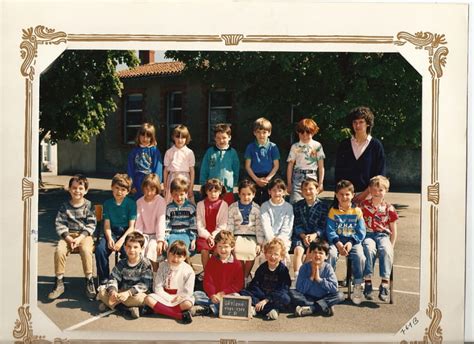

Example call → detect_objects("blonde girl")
127 123 163 200
163 125 195 204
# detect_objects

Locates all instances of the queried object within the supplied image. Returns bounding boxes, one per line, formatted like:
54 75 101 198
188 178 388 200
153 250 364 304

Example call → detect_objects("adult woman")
335 106 386 204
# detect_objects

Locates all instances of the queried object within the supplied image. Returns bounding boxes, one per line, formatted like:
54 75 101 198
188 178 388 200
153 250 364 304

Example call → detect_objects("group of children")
47 116 398 323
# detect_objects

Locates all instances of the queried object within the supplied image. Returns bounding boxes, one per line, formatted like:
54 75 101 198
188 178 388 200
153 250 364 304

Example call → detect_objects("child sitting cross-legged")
144 240 195 324
192 230 244 317
97 232 153 319
290 239 344 317
240 238 291 320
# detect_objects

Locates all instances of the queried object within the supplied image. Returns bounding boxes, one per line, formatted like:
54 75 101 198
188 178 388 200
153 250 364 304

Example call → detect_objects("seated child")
326 179 366 305
290 239 344 317
196 178 229 279
95 173 137 285
291 178 328 281
165 177 197 256
97 232 153 319
135 173 167 271
145 240 195 324
193 230 244 316
361 175 398 302
240 238 291 320
227 179 264 285
260 178 294 257
48 174 97 300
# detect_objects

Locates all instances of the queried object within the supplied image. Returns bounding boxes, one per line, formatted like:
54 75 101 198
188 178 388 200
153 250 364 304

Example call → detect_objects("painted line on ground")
63 309 116 331
393 264 420 270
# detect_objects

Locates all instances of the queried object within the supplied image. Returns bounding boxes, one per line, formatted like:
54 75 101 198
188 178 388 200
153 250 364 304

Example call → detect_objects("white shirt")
351 135 372 160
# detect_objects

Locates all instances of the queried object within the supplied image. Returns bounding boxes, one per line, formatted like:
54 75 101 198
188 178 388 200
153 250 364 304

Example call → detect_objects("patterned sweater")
55 199 96 239
106 257 153 295
165 200 197 241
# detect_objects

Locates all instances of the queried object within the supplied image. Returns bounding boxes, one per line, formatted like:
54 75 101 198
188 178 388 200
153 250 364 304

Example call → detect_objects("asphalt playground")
36 175 421 339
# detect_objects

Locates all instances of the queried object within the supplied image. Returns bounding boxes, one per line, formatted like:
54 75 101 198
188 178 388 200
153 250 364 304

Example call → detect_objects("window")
124 93 143 144
208 90 232 142
167 91 183 144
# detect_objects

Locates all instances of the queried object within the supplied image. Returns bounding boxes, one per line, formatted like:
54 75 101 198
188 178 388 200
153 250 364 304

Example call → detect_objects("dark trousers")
95 226 127 284
289 289 344 313
240 286 291 315
252 172 274 205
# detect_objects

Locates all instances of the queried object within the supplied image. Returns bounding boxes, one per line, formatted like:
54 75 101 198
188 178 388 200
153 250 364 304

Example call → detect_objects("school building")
52 51 421 191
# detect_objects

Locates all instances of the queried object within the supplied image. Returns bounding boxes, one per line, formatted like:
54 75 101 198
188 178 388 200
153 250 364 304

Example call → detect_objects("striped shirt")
55 199 96 239
106 257 153 295
165 200 197 241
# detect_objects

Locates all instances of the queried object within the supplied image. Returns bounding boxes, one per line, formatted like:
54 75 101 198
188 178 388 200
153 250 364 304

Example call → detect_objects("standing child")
48 175 97 300
291 239 344 317
227 179 264 285
196 178 229 279
95 174 137 285
163 125 196 204
127 122 163 200
135 173 167 272
260 178 294 256
326 179 366 305
145 240 195 324
240 238 291 320
244 117 280 205
97 232 153 319
193 231 244 316
291 178 328 281
286 118 325 204
199 123 240 205
165 177 197 256
361 175 398 302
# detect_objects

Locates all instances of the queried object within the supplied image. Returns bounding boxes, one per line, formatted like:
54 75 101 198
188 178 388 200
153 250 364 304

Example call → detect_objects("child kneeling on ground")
145 240 195 324
290 239 344 317
97 232 153 319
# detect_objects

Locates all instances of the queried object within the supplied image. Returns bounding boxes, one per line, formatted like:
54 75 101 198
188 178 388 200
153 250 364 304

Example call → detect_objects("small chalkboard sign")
219 295 252 320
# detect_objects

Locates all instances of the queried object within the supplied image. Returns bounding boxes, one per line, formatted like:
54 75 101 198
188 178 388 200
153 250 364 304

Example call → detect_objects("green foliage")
165 51 421 148
40 50 139 143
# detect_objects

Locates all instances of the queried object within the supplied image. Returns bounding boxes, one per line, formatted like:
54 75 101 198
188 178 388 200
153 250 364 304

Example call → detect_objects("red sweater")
203 255 244 297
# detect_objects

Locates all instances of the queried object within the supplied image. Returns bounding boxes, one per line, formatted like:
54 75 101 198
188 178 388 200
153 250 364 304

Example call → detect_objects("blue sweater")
326 207 366 246
335 138 385 192
199 146 240 192
296 261 339 298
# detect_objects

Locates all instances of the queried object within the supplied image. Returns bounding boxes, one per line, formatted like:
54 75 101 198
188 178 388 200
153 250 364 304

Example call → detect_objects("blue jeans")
290 169 318 204
328 243 366 284
240 286 291 315
289 289 344 313
194 290 219 315
95 227 127 284
363 232 393 279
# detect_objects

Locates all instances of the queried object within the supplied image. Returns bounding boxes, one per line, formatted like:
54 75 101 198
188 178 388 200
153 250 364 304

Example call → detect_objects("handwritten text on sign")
219 295 252 320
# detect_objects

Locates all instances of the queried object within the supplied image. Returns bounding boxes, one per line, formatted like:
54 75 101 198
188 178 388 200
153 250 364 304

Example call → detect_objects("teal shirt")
103 197 137 228
199 146 240 192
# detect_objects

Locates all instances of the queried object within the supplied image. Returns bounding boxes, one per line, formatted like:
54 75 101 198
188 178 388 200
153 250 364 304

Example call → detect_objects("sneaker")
196 271 205 282
85 278 97 300
250 306 257 317
181 310 193 324
352 284 363 305
98 302 108 312
364 282 374 300
48 278 65 300
190 304 211 316
295 305 313 317
322 306 334 317
379 283 390 302
129 307 140 319
266 309 279 320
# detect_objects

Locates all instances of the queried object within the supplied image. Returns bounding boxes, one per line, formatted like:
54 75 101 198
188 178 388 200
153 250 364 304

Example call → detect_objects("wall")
57 136 97 174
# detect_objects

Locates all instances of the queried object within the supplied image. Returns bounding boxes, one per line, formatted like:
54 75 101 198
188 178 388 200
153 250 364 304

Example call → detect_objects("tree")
164 51 422 149
40 50 139 144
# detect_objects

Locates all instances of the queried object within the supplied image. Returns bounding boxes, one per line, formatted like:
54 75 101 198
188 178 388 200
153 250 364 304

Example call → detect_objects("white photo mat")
1 1 468 343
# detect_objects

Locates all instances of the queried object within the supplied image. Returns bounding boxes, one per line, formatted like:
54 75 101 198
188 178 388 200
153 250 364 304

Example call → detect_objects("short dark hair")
168 240 188 257
68 174 89 190
213 123 232 136
268 178 287 192
347 106 374 135
309 239 330 256
111 173 132 192
238 179 257 194
124 232 145 247
170 177 189 193
201 178 225 197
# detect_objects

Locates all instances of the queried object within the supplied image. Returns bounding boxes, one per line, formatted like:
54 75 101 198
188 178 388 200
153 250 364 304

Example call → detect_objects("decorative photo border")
14 26 446 343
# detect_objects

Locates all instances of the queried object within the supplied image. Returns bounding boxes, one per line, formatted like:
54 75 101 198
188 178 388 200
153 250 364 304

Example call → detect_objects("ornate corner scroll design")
399 303 442 344
22 178 34 201
220 339 238 344
13 305 45 343
221 34 244 46
427 182 439 205
20 25 67 81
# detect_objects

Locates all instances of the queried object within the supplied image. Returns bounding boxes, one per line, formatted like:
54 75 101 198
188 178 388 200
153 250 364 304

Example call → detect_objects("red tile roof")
118 61 185 79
